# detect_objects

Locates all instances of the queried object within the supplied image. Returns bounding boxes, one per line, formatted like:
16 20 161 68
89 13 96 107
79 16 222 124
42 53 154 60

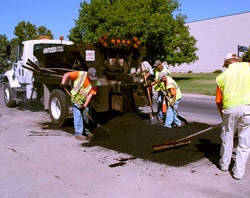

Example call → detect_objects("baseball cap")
153 60 162 67
223 53 238 67
87 67 97 80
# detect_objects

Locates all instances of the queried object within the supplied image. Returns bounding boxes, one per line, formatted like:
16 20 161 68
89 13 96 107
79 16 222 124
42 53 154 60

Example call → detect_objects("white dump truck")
3 35 149 126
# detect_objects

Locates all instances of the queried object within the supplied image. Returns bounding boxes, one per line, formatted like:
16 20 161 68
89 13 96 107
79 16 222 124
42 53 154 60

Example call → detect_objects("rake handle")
152 140 191 152
143 72 155 113
152 122 222 148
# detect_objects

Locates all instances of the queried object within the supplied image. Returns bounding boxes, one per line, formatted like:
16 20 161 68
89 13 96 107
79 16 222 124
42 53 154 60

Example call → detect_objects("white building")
170 12 250 73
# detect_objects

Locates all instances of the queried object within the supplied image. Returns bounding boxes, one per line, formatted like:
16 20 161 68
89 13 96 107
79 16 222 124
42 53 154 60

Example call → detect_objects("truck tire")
3 82 16 107
49 89 68 127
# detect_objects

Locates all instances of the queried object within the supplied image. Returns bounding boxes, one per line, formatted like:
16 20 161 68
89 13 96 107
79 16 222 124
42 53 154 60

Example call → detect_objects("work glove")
80 105 86 111
143 81 151 88
60 83 65 89
170 101 175 107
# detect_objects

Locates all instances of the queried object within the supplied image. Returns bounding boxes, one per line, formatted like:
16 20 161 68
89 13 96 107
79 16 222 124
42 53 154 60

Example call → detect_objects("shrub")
213 70 222 73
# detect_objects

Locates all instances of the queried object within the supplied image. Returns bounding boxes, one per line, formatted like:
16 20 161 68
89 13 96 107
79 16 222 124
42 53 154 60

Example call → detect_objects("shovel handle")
64 87 96 124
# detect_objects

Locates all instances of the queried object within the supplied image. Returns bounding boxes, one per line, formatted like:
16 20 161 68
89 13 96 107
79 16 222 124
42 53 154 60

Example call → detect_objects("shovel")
64 87 110 138
160 88 188 124
143 72 159 124
152 122 222 152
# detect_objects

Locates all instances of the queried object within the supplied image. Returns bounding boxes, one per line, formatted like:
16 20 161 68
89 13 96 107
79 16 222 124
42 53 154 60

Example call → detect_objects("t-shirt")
69 71 97 95
215 86 222 103
169 88 176 96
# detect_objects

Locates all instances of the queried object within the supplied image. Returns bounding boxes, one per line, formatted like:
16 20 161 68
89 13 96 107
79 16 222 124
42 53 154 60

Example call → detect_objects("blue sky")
1 0 249 41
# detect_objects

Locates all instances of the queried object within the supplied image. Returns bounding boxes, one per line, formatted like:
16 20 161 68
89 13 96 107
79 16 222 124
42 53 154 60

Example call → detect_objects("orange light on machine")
98 34 108 46
99 38 104 43
133 36 138 42
127 40 131 45
38 35 51 40
59 36 64 40
102 42 108 47
116 39 121 44
111 38 116 44
132 36 141 48
102 34 108 40
121 39 126 44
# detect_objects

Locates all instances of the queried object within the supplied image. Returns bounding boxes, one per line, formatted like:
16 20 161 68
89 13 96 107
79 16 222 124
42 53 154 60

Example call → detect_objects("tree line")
0 0 199 73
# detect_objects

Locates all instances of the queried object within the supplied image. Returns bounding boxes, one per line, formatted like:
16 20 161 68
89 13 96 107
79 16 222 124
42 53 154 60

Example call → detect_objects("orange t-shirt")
169 88 176 96
69 71 97 95
215 86 222 103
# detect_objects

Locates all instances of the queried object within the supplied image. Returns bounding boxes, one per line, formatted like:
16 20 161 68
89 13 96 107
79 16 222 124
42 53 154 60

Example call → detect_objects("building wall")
170 12 250 73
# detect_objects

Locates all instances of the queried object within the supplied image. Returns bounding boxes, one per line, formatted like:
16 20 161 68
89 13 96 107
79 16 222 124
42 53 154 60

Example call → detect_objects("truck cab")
3 37 73 107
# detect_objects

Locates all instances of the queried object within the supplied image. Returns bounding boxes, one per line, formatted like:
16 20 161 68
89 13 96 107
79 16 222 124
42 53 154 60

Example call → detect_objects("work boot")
87 133 94 138
75 135 87 141
86 133 94 141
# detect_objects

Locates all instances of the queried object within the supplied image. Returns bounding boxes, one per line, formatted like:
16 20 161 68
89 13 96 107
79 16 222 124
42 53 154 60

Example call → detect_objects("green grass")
171 72 221 96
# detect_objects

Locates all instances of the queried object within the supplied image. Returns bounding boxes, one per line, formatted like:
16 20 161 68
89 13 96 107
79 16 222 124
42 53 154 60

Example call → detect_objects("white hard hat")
223 53 238 67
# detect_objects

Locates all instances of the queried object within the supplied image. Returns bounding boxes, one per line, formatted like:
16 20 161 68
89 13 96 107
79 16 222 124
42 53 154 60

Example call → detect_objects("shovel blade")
149 113 159 125
92 124 110 140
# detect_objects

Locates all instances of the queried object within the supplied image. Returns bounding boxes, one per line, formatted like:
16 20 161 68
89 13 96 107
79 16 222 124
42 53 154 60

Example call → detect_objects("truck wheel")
3 82 16 107
49 89 68 127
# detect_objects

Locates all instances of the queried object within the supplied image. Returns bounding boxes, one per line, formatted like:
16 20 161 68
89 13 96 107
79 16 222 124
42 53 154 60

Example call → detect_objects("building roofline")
186 11 250 24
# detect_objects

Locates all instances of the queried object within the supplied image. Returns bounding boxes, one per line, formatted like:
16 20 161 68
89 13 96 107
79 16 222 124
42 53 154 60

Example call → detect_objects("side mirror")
6 45 11 64
6 45 10 57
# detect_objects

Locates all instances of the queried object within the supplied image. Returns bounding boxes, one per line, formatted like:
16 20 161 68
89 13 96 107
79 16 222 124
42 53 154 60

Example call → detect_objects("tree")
69 0 198 66
0 22 54 68
0 34 10 72
242 49 250 62
37 26 53 38
13 21 53 43
68 26 83 43
14 21 37 42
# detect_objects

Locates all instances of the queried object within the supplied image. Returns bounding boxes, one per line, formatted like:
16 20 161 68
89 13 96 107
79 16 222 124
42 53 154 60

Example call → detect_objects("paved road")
179 93 221 125
0 86 250 198
145 91 221 125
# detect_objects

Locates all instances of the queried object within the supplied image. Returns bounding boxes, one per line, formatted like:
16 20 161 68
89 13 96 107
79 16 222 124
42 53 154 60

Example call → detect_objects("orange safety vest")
71 71 99 105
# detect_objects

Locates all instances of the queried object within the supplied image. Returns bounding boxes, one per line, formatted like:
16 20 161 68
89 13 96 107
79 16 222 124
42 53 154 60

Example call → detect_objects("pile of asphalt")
85 113 223 167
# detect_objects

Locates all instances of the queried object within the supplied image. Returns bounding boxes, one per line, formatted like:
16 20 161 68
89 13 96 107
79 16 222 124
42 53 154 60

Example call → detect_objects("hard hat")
223 53 238 67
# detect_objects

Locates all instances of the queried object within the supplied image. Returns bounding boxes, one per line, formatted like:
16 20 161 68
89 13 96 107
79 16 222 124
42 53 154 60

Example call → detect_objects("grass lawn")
171 72 221 96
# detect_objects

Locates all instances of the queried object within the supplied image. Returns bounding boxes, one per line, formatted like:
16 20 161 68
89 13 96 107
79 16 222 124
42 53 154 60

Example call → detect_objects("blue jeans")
157 91 164 121
164 99 181 128
73 104 90 136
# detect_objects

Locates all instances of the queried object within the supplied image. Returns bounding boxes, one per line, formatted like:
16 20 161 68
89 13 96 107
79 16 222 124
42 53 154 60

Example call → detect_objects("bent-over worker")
60 67 100 141
157 72 182 128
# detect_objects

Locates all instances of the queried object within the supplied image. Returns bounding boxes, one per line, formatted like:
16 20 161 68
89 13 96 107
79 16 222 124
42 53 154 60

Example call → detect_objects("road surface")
0 86 249 198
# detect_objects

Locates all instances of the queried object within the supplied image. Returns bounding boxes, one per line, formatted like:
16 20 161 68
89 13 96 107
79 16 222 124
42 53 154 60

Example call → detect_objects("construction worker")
215 53 250 180
157 72 182 128
145 60 170 121
60 67 100 141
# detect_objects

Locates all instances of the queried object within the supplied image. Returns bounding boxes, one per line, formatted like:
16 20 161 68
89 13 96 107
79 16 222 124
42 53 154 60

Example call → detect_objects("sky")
1 0 249 41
